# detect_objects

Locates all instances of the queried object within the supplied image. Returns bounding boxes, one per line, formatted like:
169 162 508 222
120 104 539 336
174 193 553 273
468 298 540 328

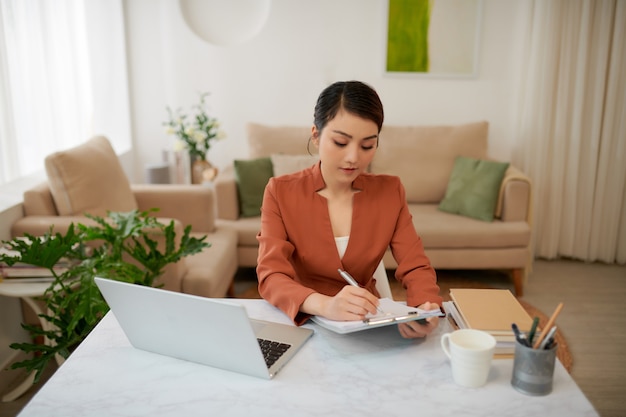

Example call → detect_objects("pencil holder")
511 339 557 396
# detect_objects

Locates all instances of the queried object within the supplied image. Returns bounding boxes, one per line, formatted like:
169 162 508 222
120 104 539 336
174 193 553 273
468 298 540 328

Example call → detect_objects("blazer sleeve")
256 178 317 325
389 180 443 308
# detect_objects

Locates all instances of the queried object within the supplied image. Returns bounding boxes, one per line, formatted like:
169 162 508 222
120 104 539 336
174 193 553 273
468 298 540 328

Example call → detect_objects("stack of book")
0 246 69 283
443 288 539 357
0 264 68 283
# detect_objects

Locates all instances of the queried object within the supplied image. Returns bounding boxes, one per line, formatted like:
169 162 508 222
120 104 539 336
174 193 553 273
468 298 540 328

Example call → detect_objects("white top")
335 236 393 299
16 299 598 417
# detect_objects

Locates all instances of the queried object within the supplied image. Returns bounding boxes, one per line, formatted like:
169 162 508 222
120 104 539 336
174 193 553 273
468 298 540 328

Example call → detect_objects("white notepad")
311 298 444 334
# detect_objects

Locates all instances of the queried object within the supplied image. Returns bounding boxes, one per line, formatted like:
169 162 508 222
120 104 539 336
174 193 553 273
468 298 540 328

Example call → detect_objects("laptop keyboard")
257 338 291 368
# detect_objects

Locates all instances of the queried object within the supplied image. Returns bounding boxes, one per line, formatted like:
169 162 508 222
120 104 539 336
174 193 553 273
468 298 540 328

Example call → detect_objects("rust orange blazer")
256 162 442 325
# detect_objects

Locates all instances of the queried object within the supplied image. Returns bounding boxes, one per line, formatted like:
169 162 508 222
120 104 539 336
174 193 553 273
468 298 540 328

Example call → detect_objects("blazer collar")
312 160 365 192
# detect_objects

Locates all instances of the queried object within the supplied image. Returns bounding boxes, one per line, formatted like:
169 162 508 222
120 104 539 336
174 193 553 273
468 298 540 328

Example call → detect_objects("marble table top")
17 298 598 417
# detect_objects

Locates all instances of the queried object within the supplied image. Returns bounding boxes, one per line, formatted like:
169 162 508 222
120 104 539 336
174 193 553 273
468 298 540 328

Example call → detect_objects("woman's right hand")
302 286 380 321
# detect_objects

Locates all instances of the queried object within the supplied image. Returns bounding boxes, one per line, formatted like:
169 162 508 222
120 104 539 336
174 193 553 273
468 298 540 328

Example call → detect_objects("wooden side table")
0 280 54 402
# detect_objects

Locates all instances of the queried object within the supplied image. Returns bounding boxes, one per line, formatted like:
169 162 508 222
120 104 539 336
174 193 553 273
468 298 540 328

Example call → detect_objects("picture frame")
384 0 483 78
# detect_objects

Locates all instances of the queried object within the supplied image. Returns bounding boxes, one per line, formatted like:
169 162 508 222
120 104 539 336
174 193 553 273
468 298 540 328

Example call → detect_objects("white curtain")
0 0 131 185
513 0 626 264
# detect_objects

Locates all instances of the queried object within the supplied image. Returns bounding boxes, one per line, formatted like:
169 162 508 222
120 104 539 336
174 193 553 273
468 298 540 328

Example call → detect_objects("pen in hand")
337 269 385 314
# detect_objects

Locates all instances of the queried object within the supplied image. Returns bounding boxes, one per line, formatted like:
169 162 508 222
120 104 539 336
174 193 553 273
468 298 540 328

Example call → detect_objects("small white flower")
193 131 207 142
173 139 186 152
164 93 226 156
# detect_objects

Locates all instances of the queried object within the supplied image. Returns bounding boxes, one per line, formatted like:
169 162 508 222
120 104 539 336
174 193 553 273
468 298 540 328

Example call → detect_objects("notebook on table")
311 298 445 334
94 278 313 379
449 288 535 335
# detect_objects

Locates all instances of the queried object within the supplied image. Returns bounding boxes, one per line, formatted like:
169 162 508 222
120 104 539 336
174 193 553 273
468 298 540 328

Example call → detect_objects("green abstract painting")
386 0 481 76
386 0 432 72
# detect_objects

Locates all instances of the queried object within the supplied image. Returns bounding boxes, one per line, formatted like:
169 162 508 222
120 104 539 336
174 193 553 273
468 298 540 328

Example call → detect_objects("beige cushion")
247 123 312 158
270 154 319 176
45 136 137 216
410 204 530 249
233 216 267 246
371 121 489 204
182 229 238 298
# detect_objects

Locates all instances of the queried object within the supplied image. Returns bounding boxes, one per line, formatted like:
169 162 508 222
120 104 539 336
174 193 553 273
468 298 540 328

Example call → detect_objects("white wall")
124 0 530 182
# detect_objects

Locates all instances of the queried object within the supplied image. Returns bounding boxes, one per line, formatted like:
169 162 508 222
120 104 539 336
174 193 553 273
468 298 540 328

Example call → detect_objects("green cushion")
438 156 509 222
234 157 274 218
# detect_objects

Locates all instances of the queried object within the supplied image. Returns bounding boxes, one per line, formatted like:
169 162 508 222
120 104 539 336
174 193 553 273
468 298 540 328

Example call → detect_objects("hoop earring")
307 136 314 156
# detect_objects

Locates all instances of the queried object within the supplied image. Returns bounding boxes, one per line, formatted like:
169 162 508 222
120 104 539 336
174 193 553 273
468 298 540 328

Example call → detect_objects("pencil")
533 302 564 349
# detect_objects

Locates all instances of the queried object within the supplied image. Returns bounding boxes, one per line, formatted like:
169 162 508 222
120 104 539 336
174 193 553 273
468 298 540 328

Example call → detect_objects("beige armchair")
11 136 238 298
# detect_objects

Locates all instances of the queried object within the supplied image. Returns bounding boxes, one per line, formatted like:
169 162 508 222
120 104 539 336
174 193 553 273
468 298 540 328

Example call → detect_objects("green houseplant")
0 209 209 383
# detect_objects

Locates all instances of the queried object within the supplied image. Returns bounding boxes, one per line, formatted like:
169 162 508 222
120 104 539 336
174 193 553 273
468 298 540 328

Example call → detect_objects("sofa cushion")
247 123 312 158
217 203 530 256
234 157 274 218
182 229 238 298
438 156 509 222
371 121 488 204
410 204 530 248
44 136 137 216
270 154 319 176
219 216 263 247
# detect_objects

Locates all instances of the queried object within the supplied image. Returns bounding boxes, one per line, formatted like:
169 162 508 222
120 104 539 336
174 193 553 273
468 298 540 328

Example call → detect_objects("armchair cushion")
234 157 274 218
44 136 137 216
132 184 216 232
438 156 510 222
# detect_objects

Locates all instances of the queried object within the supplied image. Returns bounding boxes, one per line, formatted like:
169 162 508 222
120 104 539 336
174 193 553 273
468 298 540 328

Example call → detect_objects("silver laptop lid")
94 278 312 379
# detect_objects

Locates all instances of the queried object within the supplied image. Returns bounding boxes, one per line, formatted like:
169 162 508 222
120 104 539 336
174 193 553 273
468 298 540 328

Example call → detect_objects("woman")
256 80 442 339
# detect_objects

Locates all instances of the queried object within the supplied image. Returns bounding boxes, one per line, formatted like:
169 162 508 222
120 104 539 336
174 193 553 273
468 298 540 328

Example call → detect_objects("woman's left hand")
397 301 440 339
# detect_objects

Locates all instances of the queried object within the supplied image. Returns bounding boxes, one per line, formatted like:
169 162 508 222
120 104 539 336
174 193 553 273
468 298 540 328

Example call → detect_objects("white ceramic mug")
441 329 496 388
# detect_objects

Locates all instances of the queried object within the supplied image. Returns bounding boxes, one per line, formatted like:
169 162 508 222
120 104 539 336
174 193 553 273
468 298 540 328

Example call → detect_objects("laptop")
94 277 313 379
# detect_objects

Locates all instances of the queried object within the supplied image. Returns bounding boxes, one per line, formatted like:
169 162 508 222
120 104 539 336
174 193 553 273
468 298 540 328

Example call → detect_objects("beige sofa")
215 121 532 295
11 136 238 298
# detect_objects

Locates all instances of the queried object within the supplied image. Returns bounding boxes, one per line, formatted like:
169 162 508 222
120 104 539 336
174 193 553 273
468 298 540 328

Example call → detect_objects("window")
0 0 131 186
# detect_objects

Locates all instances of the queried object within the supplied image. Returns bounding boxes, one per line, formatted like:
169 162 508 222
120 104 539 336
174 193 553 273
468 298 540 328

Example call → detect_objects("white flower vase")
190 155 218 184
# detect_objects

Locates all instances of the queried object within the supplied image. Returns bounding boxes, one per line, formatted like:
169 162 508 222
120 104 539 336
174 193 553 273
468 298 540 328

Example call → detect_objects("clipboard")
310 298 445 334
